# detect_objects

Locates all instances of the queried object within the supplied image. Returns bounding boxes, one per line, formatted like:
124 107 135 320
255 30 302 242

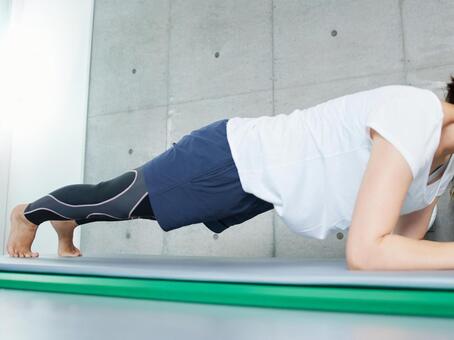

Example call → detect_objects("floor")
1 289 453 340
1 255 454 339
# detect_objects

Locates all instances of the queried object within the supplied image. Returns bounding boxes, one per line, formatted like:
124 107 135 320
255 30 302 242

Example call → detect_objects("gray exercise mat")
0 255 454 290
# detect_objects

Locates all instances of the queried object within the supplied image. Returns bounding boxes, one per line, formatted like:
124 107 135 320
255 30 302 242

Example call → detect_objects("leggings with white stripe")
23 165 156 226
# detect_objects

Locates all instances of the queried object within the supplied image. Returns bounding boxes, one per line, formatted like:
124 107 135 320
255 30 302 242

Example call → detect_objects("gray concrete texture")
81 0 454 257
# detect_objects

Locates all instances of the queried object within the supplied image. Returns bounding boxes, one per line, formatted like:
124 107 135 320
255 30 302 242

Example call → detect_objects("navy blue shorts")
141 119 273 234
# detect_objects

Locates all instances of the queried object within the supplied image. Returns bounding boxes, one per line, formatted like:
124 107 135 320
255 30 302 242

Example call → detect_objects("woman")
7 78 454 271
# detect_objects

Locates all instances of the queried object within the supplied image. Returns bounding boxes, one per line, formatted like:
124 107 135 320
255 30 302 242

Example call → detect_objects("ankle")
58 234 74 242
14 206 38 229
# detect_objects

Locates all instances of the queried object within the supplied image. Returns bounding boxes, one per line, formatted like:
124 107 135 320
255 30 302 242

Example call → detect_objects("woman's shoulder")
360 84 440 118
338 84 432 108
369 84 436 100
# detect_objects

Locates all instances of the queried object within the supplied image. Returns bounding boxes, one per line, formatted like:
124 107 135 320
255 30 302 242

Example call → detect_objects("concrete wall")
81 0 454 257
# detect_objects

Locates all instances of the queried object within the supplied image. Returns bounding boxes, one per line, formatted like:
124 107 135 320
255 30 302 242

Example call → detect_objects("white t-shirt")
226 85 453 239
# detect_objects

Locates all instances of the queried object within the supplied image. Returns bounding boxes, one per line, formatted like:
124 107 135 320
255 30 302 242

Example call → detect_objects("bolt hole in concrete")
213 234 219 240
336 232 344 240
128 148 134 155
132 68 137 74
331 30 337 37
125 231 131 239
214 52 220 58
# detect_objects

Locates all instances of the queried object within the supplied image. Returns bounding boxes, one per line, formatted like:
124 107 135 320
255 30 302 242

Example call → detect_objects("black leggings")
24 165 156 226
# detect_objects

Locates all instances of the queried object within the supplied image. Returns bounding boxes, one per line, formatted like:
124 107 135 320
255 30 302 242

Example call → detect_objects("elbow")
346 249 367 271
346 256 370 271
346 242 380 271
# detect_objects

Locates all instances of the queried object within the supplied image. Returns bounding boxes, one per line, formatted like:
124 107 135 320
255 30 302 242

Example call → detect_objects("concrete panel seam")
89 103 169 119
271 0 276 258
83 0 97 184
398 0 409 81
406 61 454 73
162 0 173 256
167 87 272 108
275 69 407 94
82 1 95 174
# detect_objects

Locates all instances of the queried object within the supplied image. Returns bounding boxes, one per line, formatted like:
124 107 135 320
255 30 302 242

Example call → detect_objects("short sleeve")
365 88 442 179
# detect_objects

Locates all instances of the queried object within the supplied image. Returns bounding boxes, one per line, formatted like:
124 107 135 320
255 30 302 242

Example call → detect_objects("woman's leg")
7 165 156 258
23 166 155 225
50 220 82 257
51 184 156 257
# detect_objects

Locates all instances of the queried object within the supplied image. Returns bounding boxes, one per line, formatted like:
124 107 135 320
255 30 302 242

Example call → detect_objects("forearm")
349 234 454 270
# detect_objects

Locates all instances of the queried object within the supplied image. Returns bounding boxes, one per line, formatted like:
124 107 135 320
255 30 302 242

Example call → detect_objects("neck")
434 101 454 169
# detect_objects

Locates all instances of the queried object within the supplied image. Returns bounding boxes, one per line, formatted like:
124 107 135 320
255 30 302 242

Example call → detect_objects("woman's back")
226 85 448 239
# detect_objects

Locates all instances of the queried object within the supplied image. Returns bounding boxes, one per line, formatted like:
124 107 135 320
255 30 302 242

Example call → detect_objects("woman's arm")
394 197 439 240
346 129 454 270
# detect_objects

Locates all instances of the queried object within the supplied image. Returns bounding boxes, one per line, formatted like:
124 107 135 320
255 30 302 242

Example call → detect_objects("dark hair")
447 75 454 104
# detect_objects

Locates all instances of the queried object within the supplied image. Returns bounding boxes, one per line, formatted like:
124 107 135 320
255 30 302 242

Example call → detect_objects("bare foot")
51 220 82 257
7 204 39 258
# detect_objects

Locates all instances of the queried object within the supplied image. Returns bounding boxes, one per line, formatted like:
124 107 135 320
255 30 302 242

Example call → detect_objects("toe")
31 252 39 258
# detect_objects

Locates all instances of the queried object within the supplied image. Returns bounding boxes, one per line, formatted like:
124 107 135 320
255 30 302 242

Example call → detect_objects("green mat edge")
0 271 453 318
